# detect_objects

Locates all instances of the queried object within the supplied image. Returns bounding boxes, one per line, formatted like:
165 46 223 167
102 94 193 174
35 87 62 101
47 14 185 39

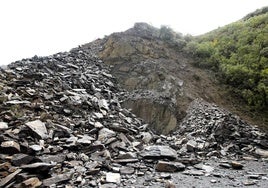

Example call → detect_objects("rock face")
80 23 226 134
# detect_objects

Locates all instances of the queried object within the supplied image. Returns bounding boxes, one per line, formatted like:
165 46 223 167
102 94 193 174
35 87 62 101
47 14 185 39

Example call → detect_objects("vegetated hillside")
185 7 268 110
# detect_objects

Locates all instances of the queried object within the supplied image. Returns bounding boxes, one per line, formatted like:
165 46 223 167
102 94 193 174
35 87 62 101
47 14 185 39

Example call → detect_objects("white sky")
0 0 267 65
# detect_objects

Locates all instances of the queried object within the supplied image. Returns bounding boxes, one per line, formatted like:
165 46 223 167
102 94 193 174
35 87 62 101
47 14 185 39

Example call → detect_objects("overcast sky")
0 0 267 65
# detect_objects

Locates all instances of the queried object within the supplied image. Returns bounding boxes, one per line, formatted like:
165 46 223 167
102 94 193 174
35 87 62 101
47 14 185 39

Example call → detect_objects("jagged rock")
155 161 185 172
141 145 177 160
11 154 34 166
1 141 20 154
77 135 94 144
106 172 121 184
21 162 55 173
25 120 48 139
21 177 42 188
98 128 116 142
0 169 22 187
43 173 72 187
186 140 197 152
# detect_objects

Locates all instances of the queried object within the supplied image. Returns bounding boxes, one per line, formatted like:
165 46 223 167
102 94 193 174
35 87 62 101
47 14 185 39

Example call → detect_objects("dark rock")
43 173 72 187
21 162 55 173
11 154 34 166
155 161 185 172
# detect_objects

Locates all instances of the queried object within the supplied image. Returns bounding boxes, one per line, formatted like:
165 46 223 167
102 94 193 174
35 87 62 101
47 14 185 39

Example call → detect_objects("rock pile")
171 99 268 158
0 49 158 187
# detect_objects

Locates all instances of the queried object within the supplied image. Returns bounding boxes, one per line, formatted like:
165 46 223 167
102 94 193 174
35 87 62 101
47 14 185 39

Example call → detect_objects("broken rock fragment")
21 177 42 188
25 120 48 139
106 172 121 184
141 145 177 160
1 140 20 154
0 122 8 130
155 161 185 172
11 154 34 166
43 173 72 187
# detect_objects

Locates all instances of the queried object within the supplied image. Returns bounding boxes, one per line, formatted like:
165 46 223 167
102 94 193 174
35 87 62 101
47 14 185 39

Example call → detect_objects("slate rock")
25 120 48 139
120 166 135 174
0 122 8 130
21 177 42 188
43 173 72 187
0 169 22 187
106 172 121 184
1 140 20 154
141 145 177 160
11 154 34 166
155 161 185 172
21 162 55 173
186 140 197 152
98 128 116 142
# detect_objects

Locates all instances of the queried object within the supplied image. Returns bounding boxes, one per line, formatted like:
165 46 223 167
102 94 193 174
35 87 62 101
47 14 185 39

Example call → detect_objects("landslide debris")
82 23 227 134
0 23 268 187
0 44 268 187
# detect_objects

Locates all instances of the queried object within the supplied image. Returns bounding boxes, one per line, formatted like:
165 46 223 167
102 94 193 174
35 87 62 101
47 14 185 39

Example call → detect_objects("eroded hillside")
81 23 260 134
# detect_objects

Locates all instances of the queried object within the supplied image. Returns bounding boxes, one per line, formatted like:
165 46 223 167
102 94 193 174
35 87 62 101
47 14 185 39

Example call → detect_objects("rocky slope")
81 23 229 135
0 24 268 187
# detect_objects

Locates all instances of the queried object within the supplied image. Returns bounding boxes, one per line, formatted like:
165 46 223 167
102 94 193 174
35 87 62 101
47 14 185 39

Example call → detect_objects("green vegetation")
184 7 268 110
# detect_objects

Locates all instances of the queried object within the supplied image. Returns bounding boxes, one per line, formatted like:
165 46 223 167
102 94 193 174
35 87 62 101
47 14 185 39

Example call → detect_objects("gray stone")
106 172 121 184
183 169 204 176
77 135 94 144
25 120 48 139
43 173 72 186
98 128 116 142
29 144 42 151
141 145 177 160
186 140 197 152
120 166 135 174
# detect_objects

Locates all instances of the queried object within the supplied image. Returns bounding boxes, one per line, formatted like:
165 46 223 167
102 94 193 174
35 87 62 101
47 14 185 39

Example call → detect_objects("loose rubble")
0 31 268 187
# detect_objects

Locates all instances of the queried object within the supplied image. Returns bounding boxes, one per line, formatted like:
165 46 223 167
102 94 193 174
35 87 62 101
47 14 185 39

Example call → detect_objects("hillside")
80 23 243 134
184 7 268 127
